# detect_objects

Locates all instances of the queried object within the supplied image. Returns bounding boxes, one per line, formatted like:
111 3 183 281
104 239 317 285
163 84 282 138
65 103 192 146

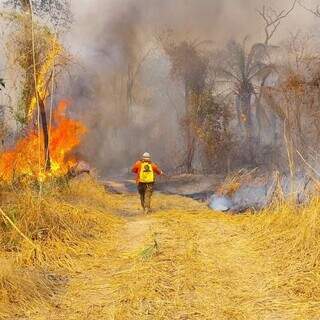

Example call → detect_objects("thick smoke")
66 0 316 177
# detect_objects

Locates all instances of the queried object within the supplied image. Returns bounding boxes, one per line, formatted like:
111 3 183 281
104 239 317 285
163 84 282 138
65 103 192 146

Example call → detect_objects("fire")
0 100 86 182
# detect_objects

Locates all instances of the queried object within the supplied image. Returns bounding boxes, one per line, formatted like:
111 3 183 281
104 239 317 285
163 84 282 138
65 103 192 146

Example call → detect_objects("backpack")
139 161 155 183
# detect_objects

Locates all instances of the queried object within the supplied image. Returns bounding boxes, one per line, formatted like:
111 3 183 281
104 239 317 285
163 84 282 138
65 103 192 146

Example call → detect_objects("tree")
212 1 297 165
257 0 297 46
4 0 72 30
256 1 298 139
262 32 320 173
2 0 72 170
215 39 272 163
125 46 154 124
298 1 320 17
192 89 231 173
162 37 210 172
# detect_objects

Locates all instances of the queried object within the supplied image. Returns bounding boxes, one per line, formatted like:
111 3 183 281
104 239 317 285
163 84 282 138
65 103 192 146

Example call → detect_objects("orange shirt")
131 160 162 183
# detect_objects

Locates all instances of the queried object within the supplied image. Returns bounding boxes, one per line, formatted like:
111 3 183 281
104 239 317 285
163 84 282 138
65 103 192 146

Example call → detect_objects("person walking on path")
131 152 164 214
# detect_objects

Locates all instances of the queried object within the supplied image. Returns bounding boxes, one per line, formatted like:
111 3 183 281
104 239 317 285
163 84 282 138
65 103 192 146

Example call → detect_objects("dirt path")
29 212 156 320
27 193 312 320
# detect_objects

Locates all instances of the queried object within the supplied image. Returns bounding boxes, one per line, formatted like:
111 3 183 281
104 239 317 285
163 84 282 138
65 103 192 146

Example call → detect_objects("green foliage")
139 239 159 261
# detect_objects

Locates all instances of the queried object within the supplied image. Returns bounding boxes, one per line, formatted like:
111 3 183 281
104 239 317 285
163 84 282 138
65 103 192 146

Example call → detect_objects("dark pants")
138 183 154 211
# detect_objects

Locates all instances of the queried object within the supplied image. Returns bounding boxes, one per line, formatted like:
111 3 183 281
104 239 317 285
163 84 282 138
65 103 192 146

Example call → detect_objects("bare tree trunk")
272 114 278 144
255 77 268 148
185 135 196 173
241 93 254 164
270 113 278 167
184 81 196 173
235 97 244 131
256 101 262 147
126 63 134 124
38 93 51 171
284 103 296 177
295 107 304 149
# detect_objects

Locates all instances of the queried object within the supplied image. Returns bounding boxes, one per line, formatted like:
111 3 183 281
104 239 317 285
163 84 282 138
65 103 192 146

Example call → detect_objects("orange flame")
0 100 86 182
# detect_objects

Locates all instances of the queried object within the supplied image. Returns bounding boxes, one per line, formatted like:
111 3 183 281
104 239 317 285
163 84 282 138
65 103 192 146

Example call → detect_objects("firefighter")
131 152 164 214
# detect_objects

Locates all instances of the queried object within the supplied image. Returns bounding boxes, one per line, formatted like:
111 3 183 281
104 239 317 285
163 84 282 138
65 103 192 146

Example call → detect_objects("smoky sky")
64 0 319 176
69 0 317 48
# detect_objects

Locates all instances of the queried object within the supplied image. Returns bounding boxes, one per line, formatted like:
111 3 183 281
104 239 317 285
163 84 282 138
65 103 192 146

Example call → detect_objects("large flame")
0 100 86 182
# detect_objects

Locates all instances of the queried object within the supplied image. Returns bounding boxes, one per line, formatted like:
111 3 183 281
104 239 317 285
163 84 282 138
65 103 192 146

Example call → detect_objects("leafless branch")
257 0 297 45
133 46 156 82
298 1 320 17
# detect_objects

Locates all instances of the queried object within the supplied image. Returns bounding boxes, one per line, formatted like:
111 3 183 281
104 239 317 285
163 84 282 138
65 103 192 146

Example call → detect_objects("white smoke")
64 0 319 176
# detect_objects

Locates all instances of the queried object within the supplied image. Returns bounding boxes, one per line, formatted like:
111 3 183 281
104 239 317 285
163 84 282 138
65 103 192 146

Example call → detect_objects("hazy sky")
64 0 320 173
1 0 319 172
69 0 319 48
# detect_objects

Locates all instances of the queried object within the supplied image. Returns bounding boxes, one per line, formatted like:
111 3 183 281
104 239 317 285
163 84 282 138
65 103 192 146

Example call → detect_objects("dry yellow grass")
2 177 320 320
105 203 320 320
216 168 260 196
0 176 123 319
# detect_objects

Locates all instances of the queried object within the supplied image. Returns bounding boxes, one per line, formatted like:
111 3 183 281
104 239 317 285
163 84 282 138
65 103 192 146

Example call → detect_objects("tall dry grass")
216 168 260 196
108 197 320 319
2 175 320 319
0 176 123 319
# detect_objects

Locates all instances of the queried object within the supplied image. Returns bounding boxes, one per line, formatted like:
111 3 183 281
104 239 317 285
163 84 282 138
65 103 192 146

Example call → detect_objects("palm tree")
216 38 273 162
